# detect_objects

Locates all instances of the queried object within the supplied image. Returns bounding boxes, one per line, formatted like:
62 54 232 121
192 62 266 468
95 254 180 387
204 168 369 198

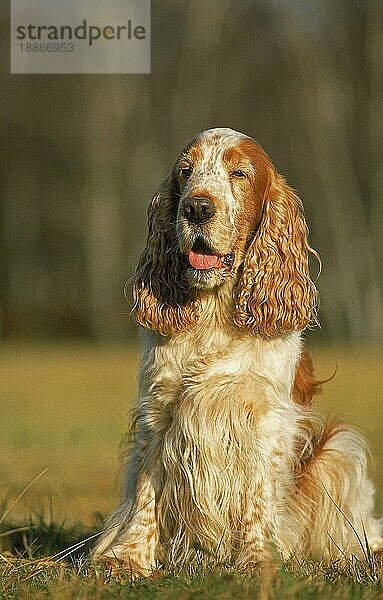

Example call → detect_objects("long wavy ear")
133 178 200 335
233 172 318 337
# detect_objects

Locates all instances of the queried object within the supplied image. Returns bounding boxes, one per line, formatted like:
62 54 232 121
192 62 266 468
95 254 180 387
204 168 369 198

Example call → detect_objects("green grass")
1 547 383 599
0 342 382 598
0 342 140 524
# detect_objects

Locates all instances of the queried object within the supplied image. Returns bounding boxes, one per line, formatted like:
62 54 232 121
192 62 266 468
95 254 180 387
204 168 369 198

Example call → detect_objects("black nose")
183 197 216 225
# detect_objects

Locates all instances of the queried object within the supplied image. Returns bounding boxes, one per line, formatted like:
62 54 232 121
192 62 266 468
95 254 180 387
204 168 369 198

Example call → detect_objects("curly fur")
233 174 318 336
93 128 382 575
133 186 200 334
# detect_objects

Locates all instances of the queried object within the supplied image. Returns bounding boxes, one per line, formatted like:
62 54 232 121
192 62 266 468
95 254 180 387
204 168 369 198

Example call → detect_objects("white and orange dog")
94 128 382 574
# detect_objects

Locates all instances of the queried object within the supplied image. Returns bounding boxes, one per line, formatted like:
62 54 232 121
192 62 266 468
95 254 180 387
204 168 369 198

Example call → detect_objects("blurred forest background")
0 0 382 345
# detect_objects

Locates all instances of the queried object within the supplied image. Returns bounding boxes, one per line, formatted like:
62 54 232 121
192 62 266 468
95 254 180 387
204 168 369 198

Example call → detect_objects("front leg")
93 434 159 577
234 478 271 571
235 405 298 570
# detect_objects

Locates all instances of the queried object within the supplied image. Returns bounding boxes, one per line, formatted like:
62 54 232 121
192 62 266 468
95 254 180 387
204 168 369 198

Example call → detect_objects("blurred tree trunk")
367 1 383 338
169 0 232 145
84 77 128 339
280 3 383 343
0 199 6 336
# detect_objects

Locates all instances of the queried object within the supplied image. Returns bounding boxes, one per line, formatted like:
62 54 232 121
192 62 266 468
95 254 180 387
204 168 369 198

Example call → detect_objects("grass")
0 342 382 598
0 342 140 524
1 556 383 599
1 545 383 599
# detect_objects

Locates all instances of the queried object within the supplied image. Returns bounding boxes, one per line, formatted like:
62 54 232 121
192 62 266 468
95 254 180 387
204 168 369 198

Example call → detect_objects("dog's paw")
93 555 156 580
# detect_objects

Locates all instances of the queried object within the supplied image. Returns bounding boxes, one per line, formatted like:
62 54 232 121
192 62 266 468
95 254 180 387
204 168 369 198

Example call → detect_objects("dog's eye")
180 165 193 178
231 170 248 178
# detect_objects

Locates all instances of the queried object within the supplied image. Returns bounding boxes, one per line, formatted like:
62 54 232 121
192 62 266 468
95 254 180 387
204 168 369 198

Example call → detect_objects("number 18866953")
19 42 74 52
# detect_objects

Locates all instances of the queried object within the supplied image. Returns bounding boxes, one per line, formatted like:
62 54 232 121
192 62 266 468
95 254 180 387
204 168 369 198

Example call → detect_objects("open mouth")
188 237 235 272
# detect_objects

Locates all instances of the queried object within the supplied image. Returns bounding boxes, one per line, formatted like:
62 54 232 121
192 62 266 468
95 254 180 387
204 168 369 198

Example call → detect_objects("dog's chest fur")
137 321 303 561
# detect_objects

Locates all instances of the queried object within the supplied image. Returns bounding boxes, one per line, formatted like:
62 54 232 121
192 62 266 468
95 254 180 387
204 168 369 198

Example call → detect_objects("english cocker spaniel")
93 127 382 574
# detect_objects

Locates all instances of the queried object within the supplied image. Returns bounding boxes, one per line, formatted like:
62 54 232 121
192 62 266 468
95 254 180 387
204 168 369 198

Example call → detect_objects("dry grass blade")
52 529 106 562
53 497 155 562
0 469 48 527
0 526 32 539
320 477 369 562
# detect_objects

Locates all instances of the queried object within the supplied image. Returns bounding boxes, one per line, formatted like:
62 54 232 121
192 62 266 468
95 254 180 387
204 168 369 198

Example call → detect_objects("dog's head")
134 128 318 336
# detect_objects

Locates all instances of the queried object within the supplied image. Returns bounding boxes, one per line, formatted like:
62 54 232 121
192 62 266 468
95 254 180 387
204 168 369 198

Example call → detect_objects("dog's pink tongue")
189 251 222 270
